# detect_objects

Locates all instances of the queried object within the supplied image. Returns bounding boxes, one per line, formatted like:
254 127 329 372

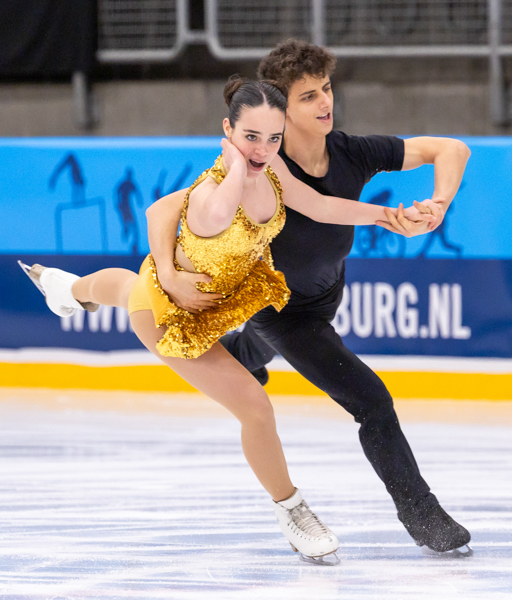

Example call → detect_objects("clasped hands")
377 198 445 237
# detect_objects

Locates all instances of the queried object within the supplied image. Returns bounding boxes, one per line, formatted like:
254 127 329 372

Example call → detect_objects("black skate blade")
299 552 340 566
17 260 46 297
421 544 473 558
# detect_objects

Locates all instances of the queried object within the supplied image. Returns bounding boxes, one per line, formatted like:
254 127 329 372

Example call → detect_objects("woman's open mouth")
249 159 266 171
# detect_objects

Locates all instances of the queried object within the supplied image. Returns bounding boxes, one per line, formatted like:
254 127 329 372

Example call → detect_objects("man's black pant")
223 283 432 511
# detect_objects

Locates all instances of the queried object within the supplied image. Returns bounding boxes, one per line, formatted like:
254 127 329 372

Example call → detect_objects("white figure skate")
274 488 339 566
18 261 99 317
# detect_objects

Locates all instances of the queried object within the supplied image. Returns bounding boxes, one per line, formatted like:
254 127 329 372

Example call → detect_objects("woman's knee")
241 388 275 427
119 272 138 309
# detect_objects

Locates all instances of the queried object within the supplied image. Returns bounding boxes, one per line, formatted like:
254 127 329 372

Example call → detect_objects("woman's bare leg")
130 309 295 502
72 268 138 310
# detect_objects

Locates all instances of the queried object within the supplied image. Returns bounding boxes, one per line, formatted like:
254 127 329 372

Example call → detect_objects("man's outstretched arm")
403 136 470 219
378 136 470 237
146 190 223 313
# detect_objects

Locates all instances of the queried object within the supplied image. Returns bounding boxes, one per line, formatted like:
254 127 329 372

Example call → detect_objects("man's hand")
412 199 445 231
158 270 224 314
376 202 437 238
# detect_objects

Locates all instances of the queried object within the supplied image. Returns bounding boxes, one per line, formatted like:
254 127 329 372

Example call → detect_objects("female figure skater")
20 77 435 565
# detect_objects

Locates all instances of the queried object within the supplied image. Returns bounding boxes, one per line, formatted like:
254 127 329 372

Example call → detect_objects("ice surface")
0 393 511 600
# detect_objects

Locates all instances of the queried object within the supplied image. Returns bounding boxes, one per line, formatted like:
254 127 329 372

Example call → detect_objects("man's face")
285 74 334 136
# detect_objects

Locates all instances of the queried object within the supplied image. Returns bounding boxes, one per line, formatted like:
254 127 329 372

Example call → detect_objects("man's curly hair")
257 38 336 97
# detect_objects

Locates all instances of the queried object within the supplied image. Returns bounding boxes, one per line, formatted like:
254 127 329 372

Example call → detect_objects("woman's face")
223 103 285 178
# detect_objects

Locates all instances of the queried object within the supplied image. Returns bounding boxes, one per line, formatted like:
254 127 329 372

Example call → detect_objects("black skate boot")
249 366 269 386
397 495 472 557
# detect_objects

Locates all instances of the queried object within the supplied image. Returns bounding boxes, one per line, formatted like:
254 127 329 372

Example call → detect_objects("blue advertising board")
0 137 511 358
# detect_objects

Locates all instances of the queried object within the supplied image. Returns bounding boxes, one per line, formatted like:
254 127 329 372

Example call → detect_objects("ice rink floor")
0 389 511 600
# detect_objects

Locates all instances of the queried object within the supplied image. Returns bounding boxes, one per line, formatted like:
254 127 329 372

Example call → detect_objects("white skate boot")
274 488 339 566
18 261 99 317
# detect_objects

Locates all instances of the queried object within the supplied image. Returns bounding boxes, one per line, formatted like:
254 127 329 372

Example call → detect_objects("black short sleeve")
273 131 405 300
342 134 405 183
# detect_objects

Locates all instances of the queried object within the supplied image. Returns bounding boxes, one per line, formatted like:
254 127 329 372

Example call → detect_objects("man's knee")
222 324 276 371
357 398 400 440
350 387 396 426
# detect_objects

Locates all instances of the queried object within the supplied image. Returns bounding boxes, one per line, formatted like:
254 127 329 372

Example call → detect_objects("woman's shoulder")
188 168 219 202
184 167 225 239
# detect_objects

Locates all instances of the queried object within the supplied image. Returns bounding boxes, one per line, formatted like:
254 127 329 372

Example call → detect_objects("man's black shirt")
228 132 433 510
271 130 404 302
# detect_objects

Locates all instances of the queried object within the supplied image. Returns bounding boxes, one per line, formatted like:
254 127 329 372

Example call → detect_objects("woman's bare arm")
146 190 223 313
270 155 436 236
186 139 248 237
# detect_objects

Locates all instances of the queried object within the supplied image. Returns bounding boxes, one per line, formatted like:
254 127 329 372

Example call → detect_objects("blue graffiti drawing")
114 167 144 255
153 162 194 203
49 153 108 252
354 190 406 258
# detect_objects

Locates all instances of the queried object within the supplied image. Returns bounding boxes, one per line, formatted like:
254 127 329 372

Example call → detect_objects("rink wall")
1 137 511 400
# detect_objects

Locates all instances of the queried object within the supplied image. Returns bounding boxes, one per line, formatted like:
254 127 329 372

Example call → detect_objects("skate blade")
80 301 100 312
299 552 340 566
289 543 339 566
422 544 473 558
18 261 46 296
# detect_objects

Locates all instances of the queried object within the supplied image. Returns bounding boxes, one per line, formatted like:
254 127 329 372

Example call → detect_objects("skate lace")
289 501 329 539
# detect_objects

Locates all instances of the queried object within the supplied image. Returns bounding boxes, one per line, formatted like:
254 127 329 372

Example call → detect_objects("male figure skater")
146 40 471 556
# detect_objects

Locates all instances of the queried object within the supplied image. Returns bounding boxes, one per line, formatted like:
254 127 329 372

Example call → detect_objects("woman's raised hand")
221 137 247 176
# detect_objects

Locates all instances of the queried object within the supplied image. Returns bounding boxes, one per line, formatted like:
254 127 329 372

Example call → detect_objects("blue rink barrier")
2 255 511 358
340 258 512 357
0 137 511 359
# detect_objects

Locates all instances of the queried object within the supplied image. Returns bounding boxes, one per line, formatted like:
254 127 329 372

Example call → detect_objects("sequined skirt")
128 255 290 360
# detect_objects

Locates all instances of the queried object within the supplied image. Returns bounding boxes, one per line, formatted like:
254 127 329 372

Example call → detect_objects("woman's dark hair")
223 75 287 127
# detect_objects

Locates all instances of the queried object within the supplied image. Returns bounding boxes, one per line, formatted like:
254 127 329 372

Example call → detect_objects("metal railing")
203 0 510 64
96 0 509 59
207 0 491 55
93 0 512 125
98 0 185 62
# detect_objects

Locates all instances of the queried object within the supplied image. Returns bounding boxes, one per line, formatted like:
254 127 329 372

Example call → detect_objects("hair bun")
259 79 287 98
223 74 247 107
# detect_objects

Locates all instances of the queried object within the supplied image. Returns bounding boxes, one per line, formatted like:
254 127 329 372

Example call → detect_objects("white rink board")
2 348 512 373
0 394 511 600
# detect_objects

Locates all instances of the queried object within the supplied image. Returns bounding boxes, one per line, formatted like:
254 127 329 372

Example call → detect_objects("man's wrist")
432 196 450 210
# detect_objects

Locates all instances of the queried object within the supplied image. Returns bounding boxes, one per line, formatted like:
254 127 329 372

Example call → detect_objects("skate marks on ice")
0 398 511 600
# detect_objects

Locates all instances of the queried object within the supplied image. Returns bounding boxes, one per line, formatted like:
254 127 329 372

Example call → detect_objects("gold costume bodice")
145 155 290 359
177 154 286 296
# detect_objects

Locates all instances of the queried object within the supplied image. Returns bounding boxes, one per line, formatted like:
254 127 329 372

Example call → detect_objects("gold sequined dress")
128 155 290 359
